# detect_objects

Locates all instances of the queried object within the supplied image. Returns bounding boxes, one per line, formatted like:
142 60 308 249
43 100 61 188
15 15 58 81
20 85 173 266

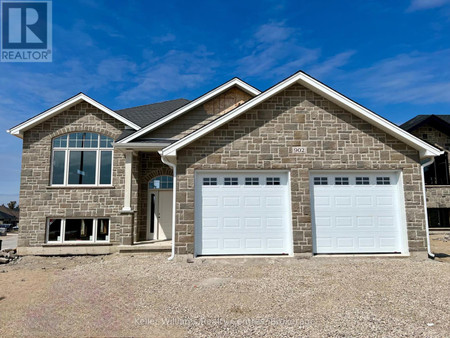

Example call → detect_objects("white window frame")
50 133 114 187
46 218 110 243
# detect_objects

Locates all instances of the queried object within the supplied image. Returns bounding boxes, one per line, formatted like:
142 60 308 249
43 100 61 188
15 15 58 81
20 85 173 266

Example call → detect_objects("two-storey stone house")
401 115 450 231
7 71 442 257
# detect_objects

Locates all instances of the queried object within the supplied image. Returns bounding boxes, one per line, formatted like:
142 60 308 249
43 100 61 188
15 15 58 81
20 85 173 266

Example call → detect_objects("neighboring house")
401 115 450 231
0 206 19 226
7 71 442 257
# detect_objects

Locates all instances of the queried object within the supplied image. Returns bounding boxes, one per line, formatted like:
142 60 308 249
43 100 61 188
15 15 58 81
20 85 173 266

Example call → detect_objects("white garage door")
195 172 292 256
311 172 406 254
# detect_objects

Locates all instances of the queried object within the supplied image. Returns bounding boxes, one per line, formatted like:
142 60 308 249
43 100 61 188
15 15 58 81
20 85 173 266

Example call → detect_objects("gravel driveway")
1 253 449 337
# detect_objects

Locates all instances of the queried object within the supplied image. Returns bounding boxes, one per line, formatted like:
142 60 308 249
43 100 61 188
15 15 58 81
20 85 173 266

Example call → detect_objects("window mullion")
61 219 66 243
93 218 97 242
64 150 69 186
96 149 100 185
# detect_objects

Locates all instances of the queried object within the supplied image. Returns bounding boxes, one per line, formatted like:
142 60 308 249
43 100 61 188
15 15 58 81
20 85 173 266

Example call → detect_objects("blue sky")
1 0 450 205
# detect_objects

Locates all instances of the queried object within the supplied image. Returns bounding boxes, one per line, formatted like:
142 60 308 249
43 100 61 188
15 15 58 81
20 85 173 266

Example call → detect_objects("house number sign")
292 147 307 154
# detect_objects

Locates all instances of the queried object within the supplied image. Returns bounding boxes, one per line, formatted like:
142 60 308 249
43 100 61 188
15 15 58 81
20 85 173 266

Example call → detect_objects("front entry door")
148 190 173 240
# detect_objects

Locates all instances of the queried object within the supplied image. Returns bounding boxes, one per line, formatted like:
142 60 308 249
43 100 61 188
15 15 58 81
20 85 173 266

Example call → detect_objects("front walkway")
118 240 171 253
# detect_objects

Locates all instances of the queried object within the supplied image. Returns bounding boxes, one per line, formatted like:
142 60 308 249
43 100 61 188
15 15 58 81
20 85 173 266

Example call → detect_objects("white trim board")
161 71 442 160
7 93 141 138
117 78 261 144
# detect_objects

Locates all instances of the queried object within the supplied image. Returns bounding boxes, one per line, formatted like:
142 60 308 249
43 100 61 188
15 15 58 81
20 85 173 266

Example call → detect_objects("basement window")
47 218 110 243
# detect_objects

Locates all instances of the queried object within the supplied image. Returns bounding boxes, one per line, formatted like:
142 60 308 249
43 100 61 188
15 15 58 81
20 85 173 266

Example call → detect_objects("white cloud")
152 33 176 44
307 51 356 78
340 50 450 105
407 0 450 11
236 22 354 80
97 58 137 82
118 48 219 102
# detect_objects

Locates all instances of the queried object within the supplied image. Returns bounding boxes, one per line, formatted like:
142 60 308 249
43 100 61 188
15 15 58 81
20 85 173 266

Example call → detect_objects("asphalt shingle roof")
115 98 190 128
400 115 450 132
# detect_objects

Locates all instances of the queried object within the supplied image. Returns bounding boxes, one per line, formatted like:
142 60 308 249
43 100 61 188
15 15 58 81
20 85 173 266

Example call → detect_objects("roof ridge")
116 98 190 112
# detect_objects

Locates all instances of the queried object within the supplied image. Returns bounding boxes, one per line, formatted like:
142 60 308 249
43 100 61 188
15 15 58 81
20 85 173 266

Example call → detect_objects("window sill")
46 185 115 189
425 185 450 188
43 243 112 247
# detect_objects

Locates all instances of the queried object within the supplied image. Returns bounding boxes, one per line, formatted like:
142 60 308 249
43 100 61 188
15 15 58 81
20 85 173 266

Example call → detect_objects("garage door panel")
335 196 352 206
244 217 262 228
223 196 240 206
335 216 352 227
223 217 240 228
312 172 405 254
196 172 291 255
358 237 376 248
203 217 219 228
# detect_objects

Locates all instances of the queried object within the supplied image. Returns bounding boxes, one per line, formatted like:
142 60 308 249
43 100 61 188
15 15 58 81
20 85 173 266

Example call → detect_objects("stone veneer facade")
18 102 139 254
144 87 253 140
175 83 428 254
410 124 450 210
17 84 431 255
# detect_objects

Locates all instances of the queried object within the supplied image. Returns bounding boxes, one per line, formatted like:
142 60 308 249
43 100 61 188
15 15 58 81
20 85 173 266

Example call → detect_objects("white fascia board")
298 74 442 158
161 71 442 159
7 93 140 138
113 142 172 150
117 78 261 144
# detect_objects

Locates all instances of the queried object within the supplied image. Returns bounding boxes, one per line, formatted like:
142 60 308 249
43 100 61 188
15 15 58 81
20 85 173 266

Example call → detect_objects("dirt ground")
1 237 449 337
430 232 450 262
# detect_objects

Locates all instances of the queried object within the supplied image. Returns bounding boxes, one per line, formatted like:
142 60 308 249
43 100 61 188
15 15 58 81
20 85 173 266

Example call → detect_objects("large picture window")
47 218 110 243
51 133 113 186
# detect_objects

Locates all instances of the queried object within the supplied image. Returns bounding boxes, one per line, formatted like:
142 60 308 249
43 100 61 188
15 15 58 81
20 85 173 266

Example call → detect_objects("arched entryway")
147 175 173 240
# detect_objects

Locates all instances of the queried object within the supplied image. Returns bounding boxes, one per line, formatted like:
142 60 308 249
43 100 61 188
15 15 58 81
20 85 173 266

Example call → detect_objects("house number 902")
292 147 307 154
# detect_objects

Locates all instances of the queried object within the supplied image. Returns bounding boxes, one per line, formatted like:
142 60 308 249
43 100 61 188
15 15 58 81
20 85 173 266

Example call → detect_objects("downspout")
160 153 177 261
420 156 435 259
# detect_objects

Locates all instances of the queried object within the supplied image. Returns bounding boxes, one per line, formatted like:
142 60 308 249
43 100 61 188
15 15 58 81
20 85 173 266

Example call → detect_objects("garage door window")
314 177 328 185
266 177 281 185
335 177 349 185
376 177 390 185
224 177 238 185
245 177 259 185
203 177 217 185
356 177 370 185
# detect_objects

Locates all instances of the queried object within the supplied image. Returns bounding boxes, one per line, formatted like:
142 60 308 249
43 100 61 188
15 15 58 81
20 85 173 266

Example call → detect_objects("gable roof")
0 206 19 219
161 70 442 160
117 77 261 144
7 93 141 138
116 98 190 128
401 115 450 134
